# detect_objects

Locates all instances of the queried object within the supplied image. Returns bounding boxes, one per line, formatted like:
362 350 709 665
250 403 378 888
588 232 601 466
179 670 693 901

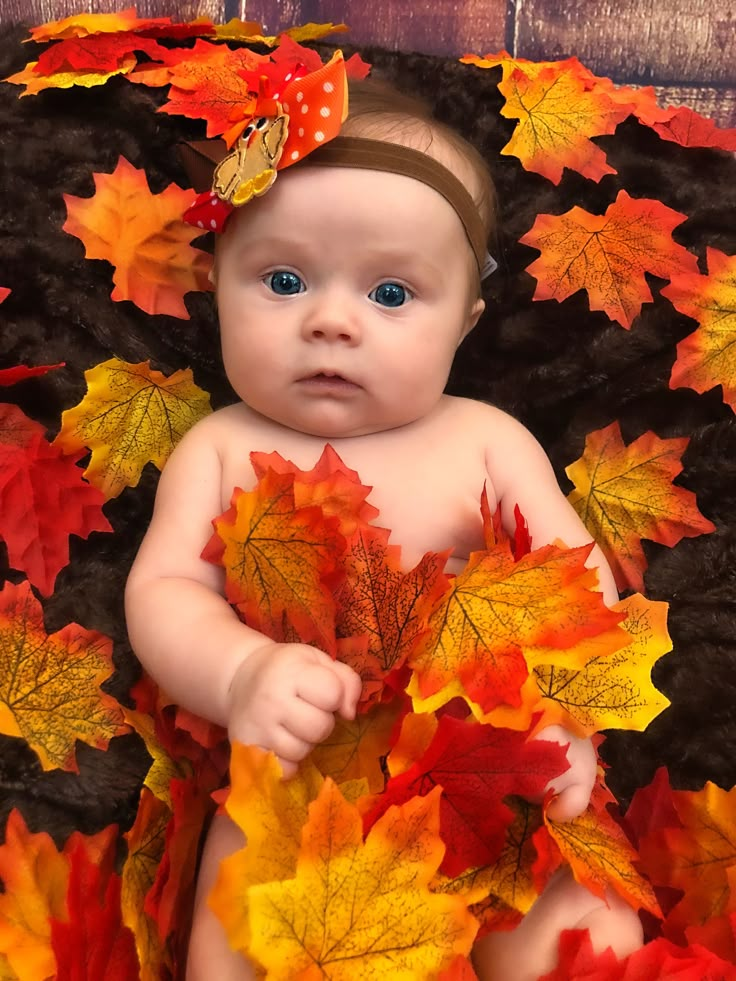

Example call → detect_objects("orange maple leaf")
0 810 68 981
203 468 345 654
54 357 212 499
652 106 736 151
534 592 672 737
520 190 699 328
159 52 260 145
250 443 380 538
566 421 715 592
62 156 213 319
28 8 158 41
247 781 477 978
335 523 449 696
639 782 736 935
663 248 736 411
540 785 661 918
0 581 127 771
407 541 627 716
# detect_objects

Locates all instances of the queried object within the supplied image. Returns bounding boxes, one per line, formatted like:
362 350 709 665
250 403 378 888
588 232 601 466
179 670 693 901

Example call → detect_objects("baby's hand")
534 724 597 822
226 642 362 778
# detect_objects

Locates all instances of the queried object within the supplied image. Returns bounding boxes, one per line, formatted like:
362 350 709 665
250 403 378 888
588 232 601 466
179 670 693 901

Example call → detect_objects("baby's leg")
186 813 256 981
471 869 643 981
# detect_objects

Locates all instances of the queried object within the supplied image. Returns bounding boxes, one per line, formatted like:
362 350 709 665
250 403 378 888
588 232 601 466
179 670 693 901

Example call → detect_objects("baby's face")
214 164 484 438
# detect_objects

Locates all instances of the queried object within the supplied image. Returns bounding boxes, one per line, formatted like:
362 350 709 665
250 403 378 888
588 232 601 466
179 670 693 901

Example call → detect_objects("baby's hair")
341 77 497 246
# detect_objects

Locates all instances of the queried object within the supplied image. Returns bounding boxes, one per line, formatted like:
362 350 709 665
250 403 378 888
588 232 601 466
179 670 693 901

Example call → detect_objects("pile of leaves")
0 7 735 979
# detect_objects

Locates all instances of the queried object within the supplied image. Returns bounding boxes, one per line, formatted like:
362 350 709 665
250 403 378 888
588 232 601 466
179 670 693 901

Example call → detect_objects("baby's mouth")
300 371 359 389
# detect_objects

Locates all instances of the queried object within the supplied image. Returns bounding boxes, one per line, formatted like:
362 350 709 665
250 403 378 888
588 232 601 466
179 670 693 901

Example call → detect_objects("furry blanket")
1 17 735 880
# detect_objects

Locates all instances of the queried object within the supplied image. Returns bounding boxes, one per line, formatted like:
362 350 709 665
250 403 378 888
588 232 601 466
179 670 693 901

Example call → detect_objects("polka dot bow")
183 50 348 233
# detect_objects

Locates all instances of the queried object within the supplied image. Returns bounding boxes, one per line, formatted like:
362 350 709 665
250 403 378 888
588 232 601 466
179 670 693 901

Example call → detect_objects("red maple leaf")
50 832 140 981
362 714 569 876
0 403 112 595
34 32 165 74
539 929 736 980
0 363 65 386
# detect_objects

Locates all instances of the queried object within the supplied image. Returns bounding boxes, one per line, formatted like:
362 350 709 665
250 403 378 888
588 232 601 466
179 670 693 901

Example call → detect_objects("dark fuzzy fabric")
1 22 735 849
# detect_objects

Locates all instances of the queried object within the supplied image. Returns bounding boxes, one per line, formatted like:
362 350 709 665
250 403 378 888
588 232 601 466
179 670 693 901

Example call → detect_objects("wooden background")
1 0 734 126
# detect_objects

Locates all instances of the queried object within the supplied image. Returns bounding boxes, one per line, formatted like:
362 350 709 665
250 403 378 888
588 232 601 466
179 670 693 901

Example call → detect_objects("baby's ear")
461 297 485 342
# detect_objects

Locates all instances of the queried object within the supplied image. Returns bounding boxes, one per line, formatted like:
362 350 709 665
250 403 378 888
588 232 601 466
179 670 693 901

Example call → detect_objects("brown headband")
179 135 493 274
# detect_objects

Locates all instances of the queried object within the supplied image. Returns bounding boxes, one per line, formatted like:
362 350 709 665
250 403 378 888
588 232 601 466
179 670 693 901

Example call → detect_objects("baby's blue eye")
370 282 410 307
265 270 304 295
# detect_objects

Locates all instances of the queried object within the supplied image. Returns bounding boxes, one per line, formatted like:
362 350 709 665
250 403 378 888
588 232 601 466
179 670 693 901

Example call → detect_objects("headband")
181 57 497 277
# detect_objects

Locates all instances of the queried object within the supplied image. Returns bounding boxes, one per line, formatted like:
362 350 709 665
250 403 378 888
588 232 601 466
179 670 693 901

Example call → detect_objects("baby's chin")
267 408 423 441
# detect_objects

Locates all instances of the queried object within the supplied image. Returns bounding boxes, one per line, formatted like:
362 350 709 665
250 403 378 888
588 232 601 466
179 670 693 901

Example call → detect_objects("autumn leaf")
0 403 111 595
28 8 159 41
437 797 545 933
335 524 449 697
62 156 214 318
0 363 64 386
250 443 380 537
539 930 736 981
0 580 127 771
121 789 170 981
210 745 325 955
144 777 213 975
566 421 715 592
0 287 10 303
520 190 700 328
50 831 139 981
53 357 212 499
362 714 568 877
663 248 736 411
534 592 671 737
33 31 164 74
247 781 477 977
540 785 660 917
255 22 349 46
652 106 736 151
638 782 736 935
159 50 261 143
203 468 344 653
408 541 627 717
309 697 404 792
6 57 138 95
0 810 68 981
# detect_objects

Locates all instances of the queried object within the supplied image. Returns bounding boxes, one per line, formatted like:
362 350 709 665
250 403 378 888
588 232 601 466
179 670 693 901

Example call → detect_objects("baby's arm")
124 417 360 776
485 410 618 816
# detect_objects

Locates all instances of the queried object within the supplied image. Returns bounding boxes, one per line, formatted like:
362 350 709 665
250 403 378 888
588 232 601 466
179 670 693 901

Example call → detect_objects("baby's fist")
535 725 597 822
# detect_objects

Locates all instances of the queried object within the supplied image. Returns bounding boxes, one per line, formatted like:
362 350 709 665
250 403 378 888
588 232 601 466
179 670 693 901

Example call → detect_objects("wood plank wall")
2 0 734 127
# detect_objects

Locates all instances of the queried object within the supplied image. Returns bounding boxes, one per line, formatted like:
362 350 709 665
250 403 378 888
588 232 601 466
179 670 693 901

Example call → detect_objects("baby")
125 72 643 980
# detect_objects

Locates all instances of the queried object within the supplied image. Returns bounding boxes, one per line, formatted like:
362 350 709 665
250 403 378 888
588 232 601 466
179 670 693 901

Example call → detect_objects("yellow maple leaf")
566 421 715 592
407 542 628 717
62 155 214 319
663 248 736 411
6 56 137 95
248 781 477 978
210 745 325 956
252 21 349 46
121 789 171 981
54 357 211 499
309 698 403 793
499 60 631 183
0 810 67 981
123 706 191 808
534 593 671 737
0 581 126 771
